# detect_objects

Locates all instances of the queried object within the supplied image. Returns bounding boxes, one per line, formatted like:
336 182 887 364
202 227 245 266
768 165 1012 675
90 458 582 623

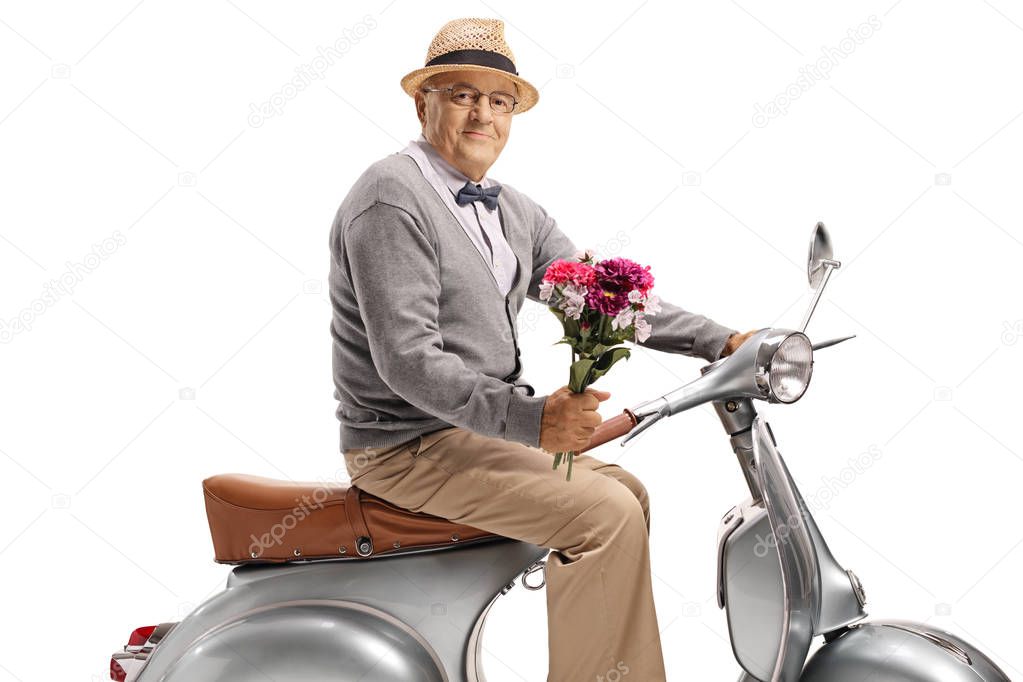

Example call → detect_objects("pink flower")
542 259 596 288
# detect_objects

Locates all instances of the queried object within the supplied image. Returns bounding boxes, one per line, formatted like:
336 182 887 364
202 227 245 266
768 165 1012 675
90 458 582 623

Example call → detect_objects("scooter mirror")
807 221 834 289
799 222 841 333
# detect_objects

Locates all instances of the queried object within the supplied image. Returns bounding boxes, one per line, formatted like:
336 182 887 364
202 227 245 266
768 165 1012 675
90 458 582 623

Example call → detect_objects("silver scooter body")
133 537 547 681
115 223 1013 681
621 222 1011 680
718 402 1010 681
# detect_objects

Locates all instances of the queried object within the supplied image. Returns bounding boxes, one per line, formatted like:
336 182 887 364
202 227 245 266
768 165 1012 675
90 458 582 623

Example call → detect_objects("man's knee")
590 482 648 543
607 466 651 531
543 473 650 555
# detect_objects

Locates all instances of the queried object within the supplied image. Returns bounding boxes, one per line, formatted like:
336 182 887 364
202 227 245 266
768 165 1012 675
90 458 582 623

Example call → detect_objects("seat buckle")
356 536 374 556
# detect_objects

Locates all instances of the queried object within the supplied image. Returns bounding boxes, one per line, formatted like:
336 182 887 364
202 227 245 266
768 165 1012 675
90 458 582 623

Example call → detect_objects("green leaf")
562 315 581 338
584 346 631 385
569 358 595 392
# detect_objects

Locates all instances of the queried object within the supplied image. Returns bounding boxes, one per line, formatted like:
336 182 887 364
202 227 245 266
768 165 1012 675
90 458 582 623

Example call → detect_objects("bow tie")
455 181 502 211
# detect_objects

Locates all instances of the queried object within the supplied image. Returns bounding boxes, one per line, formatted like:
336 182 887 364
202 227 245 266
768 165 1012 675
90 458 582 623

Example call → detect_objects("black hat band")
425 49 518 76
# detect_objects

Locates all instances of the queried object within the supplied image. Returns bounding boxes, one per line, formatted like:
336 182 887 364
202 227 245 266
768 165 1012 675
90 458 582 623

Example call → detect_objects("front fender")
801 619 1011 681
148 599 446 682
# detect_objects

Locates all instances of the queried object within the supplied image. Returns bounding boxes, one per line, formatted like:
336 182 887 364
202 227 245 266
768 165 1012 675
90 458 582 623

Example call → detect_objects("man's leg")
343 427 666 682
566 451 651 534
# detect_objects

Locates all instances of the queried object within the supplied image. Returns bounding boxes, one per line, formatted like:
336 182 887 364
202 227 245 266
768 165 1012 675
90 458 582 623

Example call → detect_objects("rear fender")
151 599 447 682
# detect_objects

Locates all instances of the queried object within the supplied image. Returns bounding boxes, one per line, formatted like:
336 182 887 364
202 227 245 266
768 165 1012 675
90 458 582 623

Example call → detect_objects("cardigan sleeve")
525 202 739 363
344 202 548 447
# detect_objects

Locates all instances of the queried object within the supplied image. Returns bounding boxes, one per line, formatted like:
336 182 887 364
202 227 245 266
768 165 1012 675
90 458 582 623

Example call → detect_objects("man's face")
415 69 517 182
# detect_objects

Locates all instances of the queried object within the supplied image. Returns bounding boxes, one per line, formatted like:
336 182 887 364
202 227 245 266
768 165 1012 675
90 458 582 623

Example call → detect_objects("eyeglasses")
420 84 519 114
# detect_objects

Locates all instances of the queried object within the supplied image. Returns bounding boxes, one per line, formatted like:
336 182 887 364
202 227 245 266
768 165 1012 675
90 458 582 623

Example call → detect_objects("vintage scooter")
109 223 1013 681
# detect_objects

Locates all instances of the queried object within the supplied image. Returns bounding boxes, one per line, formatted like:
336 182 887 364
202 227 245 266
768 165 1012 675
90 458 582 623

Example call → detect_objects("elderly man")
329 17 755 681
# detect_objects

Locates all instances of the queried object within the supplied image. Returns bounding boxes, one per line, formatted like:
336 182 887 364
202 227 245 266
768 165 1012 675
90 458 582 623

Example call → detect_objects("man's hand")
539 385 611 453
720 329 760 358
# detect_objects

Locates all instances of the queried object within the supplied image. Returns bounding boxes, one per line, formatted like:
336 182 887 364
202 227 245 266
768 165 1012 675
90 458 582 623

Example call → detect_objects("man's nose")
469 96 494 124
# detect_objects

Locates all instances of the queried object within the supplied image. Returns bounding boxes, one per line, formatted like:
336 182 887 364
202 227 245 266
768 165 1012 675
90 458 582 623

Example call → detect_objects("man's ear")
414 93 427 126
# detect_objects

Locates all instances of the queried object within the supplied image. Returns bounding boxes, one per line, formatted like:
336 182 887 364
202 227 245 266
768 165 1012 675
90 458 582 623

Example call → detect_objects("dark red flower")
585 258 654 315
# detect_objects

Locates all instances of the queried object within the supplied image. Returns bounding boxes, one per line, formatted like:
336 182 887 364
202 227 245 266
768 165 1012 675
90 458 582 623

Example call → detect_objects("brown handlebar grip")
578 410 638 454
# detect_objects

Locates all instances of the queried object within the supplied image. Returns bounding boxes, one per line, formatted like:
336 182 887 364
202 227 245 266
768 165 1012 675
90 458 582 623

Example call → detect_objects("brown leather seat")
206 473 351 510
203 473 503 564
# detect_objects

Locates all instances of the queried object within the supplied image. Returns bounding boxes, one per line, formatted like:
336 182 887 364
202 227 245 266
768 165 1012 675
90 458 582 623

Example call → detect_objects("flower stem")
551 346 582 481
552 450 575 480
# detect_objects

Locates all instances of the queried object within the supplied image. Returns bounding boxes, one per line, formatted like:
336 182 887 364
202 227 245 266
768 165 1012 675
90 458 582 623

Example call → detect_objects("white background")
1 1 1022 680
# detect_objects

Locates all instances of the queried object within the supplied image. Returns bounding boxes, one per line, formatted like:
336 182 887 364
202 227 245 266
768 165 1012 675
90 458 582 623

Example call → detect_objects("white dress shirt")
400 134 519 297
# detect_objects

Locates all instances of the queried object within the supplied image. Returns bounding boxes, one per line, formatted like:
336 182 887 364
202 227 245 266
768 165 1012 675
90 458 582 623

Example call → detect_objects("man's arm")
343 202 548 446
525 204 739 363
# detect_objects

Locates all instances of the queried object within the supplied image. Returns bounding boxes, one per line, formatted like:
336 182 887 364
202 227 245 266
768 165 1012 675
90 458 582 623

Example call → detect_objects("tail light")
127 625 157 647
110 622 176 681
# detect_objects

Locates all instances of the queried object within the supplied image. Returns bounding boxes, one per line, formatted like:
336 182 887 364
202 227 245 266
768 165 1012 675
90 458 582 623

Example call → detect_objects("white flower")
611 307 634 331
559 284 587 320
634 313 652 343
628 289 644 304
539 281 555 302
573 246 597 263
562 301 584 319
642 294 661 316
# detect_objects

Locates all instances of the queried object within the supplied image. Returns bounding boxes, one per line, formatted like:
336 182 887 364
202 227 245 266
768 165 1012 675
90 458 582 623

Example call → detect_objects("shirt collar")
414 133 492 195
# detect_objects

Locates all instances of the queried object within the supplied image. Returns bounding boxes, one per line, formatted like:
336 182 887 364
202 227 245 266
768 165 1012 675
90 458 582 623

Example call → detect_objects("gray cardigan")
328 153 739 451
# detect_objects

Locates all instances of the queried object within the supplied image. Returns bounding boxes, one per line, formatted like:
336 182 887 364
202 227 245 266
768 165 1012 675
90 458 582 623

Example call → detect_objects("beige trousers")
343 426 667 682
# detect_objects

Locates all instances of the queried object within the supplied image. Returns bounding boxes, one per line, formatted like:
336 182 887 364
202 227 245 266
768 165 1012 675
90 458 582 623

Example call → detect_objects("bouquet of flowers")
539 248 661 481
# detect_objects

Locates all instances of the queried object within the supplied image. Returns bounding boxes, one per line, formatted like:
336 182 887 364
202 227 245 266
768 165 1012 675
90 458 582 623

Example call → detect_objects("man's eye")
491 95 510 107
452 91 475 102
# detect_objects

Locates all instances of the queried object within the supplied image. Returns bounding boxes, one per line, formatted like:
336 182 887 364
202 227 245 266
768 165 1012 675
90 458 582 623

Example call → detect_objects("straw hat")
400 18 539 114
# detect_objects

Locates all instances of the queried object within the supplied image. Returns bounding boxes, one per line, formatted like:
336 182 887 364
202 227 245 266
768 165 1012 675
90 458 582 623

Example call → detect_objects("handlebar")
811 334 856 350
578 410 638 454
576 332 855 453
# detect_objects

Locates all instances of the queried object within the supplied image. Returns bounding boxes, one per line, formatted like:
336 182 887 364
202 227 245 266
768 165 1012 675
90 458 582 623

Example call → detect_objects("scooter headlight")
756 332 813 403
